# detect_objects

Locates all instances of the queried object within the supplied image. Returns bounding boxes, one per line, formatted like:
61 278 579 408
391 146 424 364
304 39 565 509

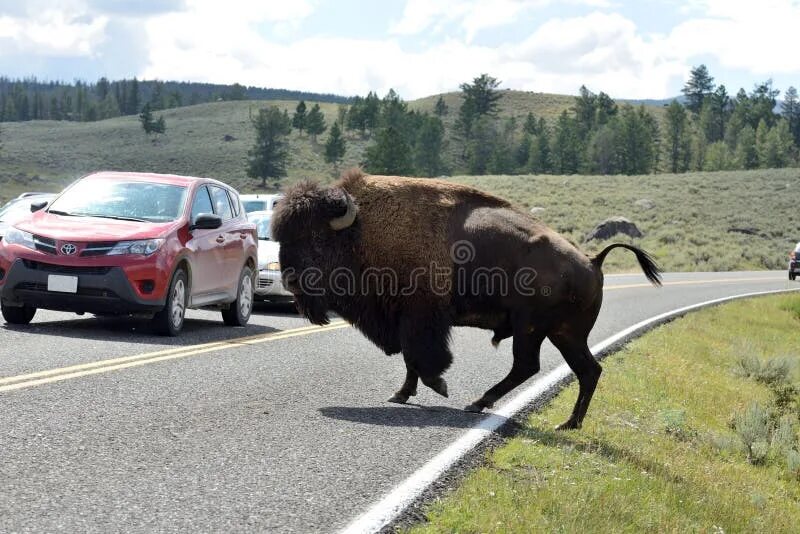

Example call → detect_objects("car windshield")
0 198 42 223
48 180 188 223
248 214 272 240
242 200 268 213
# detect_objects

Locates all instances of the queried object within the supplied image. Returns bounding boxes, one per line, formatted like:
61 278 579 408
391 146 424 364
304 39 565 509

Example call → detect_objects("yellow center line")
0 275 786 393
0 322 348 393
605 276 782 291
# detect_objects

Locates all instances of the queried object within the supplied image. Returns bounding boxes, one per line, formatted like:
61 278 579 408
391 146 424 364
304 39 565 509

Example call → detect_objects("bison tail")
591 243 662 287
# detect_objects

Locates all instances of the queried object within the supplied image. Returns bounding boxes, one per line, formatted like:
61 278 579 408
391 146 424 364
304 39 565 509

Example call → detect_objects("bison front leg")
466 315 546 413
387 358 419 404
398 313 453 399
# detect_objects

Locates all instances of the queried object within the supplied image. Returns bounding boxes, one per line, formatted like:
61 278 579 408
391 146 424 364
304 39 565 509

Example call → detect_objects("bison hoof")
387 393 410 404
555 419 581 431
464 402 485 413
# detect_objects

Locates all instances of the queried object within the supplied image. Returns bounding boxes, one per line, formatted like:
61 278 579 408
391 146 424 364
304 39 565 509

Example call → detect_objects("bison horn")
329 192 358 230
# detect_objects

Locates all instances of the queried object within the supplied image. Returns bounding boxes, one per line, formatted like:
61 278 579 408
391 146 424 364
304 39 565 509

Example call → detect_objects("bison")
271 169 661 429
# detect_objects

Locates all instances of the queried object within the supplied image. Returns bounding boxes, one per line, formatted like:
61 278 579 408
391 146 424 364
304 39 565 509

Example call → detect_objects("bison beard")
271 169 661 430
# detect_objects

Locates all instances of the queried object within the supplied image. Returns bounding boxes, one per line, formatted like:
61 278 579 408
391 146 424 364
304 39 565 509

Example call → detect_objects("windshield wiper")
258 237 271 241
48 209 83 217
86 214 150 222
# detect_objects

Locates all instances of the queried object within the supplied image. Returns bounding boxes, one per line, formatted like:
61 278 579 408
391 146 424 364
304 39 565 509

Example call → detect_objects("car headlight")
265 261 280 271
107 239 165 256
3 227 35 249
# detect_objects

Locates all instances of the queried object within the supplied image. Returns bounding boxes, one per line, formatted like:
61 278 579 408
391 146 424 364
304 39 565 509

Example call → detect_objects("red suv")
0 172 258 336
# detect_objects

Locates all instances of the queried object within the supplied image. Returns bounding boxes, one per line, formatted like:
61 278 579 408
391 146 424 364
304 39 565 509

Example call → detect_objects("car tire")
222 265 254 327
152 268 188 336
1 303 36 325
791 272 797 281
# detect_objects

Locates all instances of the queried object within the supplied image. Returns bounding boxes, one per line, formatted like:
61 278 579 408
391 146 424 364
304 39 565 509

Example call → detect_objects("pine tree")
305 103 327 142
292 100 307 134
414 115 445 176
246 106 292 188
735 125 758 169
755 119 771 167
365 125 412 175
682 64 715 114
781 86 800 146
139 103 154 134
523 112 538 135
434 95 448 117
703 141 732 171
324 121 346 169
128 77 140 115
586 123 619 174
550 111 581 174
457 73 502 140
666 100 690 173
528 130 552 174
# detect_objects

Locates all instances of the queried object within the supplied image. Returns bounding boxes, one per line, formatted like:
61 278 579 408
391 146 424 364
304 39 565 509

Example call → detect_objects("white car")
247 211 293 303
0 194 56 241
241 194 284 214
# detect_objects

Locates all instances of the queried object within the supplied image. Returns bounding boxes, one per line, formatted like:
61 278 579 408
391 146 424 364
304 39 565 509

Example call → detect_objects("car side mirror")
30 200 48 212
190 213 222 230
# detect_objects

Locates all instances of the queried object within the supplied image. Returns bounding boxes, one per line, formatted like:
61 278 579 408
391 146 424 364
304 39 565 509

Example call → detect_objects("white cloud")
390 0 613 41
0 8 108 57
663 0 800 76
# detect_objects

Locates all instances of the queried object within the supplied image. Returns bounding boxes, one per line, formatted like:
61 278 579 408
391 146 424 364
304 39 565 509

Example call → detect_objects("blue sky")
1 0 798 100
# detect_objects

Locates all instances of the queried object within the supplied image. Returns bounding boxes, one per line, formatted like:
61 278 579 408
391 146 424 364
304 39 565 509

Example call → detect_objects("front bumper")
255 269 293 301
1 258 166 314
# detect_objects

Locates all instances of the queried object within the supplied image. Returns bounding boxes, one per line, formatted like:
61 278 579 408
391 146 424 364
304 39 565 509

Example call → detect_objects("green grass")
1 93 796 272
453 170 800 272
407 293 800 534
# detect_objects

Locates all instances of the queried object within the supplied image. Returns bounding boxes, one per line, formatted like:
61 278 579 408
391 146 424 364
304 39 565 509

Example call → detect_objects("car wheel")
791 272 797 281
222 266 254 327
152 269 188 336
1 303 37 325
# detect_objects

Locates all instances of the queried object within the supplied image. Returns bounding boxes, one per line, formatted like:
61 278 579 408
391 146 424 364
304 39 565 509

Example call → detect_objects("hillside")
0 93 796 273
0 90 658 200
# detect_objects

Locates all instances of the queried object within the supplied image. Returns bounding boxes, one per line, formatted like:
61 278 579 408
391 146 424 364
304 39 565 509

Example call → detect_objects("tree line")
0 77 351 123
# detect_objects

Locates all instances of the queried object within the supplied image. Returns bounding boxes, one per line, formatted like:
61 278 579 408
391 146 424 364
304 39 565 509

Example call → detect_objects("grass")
454 170 800 272
407 293 800 534
1 93 796 272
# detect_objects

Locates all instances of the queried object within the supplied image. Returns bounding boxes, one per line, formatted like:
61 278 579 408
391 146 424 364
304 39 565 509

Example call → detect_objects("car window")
228 190 241 217
242 200 267 213
191 186 214 223
209 186 233 220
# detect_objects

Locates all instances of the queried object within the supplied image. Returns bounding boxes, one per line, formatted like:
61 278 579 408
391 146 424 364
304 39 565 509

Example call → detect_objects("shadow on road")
2 316 279 346
319 404 504 429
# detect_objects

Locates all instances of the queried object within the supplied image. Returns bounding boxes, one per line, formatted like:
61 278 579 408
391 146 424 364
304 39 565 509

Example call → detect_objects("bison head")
270 180 359 325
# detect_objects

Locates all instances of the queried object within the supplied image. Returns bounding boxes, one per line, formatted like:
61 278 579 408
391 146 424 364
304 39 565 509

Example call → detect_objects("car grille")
16 282 119 298
33 235 57 254
81 242 118 257
258 278 274 289
22 260 111 276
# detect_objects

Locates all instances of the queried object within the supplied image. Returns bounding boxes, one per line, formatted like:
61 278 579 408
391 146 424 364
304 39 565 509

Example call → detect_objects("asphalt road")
0 271 795 533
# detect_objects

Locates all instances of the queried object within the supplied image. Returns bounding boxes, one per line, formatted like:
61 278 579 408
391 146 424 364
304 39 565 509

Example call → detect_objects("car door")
186 185 225 297
208 185 240 294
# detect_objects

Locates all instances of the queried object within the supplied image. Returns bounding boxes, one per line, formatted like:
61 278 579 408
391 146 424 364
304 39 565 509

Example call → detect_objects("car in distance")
0 172 257 336
0 194 57 241
240 193 284 214
247 210 293 303
790 242 800 281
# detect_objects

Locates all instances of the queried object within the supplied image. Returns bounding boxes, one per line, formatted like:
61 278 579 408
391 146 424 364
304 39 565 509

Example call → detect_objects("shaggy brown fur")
271 168 661 428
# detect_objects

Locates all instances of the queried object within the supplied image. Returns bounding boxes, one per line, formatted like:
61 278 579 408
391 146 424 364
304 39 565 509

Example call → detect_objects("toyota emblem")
60 243 77 255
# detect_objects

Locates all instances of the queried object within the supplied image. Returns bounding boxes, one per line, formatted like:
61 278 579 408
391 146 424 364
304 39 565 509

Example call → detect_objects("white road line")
340 286 800 534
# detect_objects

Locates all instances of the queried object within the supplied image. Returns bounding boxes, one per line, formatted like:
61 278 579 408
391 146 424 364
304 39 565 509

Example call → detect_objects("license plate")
47 275 78 293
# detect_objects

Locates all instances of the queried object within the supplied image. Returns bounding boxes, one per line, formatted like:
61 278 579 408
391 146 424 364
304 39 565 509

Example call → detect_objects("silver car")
247 211 293 302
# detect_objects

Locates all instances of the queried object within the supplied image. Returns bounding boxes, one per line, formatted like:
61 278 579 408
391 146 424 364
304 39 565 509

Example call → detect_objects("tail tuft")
591 243 662 286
